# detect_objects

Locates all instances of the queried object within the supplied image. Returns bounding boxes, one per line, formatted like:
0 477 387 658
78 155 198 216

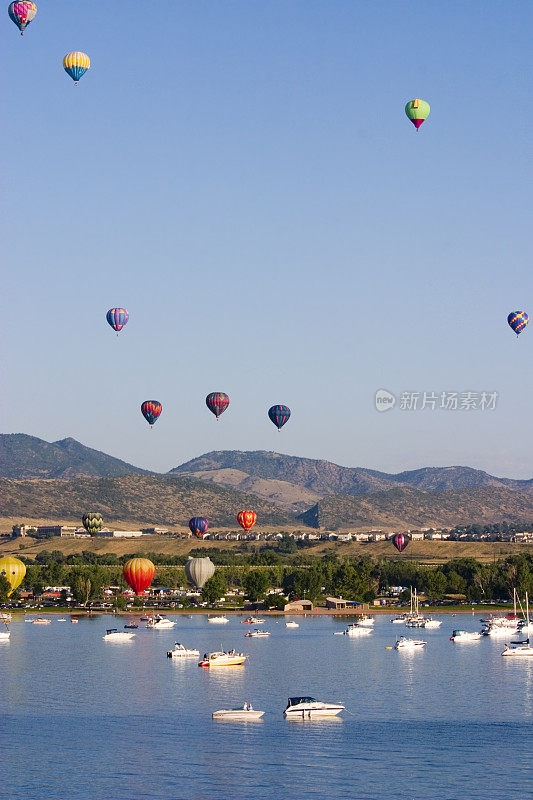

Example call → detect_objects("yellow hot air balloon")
63 51 90 85
0 556 26 596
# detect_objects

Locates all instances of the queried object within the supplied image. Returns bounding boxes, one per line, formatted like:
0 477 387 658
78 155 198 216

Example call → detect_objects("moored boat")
450 630 482 642
146 615 175 629
207 616 228 624
32 618 51 625
286 621 299 628
394 636 426 650
198 650 246 667
212 703 264 720
344 623 372 637
103 629 135 641
245 629 270 637
284 697 345 718
167 642 200 658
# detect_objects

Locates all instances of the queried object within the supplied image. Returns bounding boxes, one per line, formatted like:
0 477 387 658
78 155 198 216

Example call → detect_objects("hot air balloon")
391 533 409 553
507 311 529 337
189 517 209 539
63 51 90 85
405 99 430 131
141 400 162 427
106 307 129 334
8 1 36 34
206 392 229 420
237 510 257 532
122 558 155 595
82 512 103 535
184 556 215 589
0 556 26 596
268 404 291 431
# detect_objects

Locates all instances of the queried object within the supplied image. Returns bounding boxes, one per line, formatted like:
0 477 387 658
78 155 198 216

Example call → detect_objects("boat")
167 642 200 658
502 593 533 658
356 614 374 627
450 630 482 642
71 617 79 623
212 703 264 720
140 616 150 621
32 618 51 625
124 623 138 629
0 628 10 641
56 618 67 622
421 617 442 629
284 697 345 718
207 616 228 624
198 650 247 667
146 615 175 629
244 629 270 637
241 617 264 624
405 589 426 627
394 636 426 650
481 623 510 637
344 623 372 637
103 629 135 641
0 613 12 623
391 615 407 624
286 621 299 628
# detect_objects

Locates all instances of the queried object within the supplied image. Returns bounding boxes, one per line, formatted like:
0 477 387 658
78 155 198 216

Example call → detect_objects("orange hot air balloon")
122 558 155 595
237 510 257 532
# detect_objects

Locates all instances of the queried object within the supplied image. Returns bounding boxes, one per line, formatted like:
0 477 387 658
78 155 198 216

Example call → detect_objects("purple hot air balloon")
391 533 409 553
106 307 129 334
189 517 209 539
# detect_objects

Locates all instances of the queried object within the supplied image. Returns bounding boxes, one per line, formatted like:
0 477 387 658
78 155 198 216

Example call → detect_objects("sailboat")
502 593 533 657
405 588 425 627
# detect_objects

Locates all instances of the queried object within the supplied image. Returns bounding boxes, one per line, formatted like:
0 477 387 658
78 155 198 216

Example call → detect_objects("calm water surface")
1 613 532 800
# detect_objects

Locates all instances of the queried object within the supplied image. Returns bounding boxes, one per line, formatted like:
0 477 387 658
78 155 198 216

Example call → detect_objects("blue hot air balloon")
268 404 291 431
189 517 209 539
507 311 529 337
106 307 129 334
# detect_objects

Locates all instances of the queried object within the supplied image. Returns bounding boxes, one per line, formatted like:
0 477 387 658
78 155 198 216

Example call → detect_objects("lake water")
1 613 532 800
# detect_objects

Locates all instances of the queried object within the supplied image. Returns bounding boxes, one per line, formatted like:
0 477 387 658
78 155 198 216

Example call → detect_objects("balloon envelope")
189 517 209 539
237 510 257 532
184 556 215 589
405 98 430 130
0 556 26 596
63 51 90 83
106 308 129 333
141 400 162 426
206 392 229 419
391 533 409 553
8 1 37 34
122 558 155 595
268 404 291 430
507 311 529 336
82 512 103 535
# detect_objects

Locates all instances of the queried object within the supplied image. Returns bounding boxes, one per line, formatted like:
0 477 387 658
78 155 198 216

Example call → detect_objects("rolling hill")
0 434 148 479
299 487 533 530
0 474 294 527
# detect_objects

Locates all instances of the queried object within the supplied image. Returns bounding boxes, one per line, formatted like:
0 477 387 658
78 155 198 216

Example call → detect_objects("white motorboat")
0 613 12 623
394 636 426 650
502 593 533 657
56 618 67 622
241 617 264 624
32 618 51 625
167 642 200 658
422 617 442 628
103 629 135 641
391 615 407 624
344 623 372 637
0 629 10 640
207 616 228 624
356 615 374 627
245 629 270 637
481 624 511 637
286 621 299 628
198 650 247 667
284 697 345 718
212 703 264 720
146 615 175 629
450 630 482 642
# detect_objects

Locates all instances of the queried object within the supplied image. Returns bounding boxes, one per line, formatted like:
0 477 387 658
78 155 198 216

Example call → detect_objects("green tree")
0 575 12 602
113 594 127 611
201 572 228 604
70 567 105 606
243 569 270 601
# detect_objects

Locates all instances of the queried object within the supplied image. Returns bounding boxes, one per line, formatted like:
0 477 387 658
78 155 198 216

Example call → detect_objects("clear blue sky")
2 1 532 478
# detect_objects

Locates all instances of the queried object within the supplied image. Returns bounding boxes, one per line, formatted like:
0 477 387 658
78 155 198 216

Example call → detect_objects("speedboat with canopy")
284 697 345 718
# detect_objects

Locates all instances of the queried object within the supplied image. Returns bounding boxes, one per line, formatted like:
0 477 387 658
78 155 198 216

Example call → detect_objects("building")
95 530 145 538
284 599 314 613
326 597 347 610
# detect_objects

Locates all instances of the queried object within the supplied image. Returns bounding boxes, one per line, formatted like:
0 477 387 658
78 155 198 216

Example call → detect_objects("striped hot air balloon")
392 533 409 553
141 401 162 427
507 311 529 337
0 557 26 596
8 1 37 34
122 558 155 595
63 51 90 85
268 404 291 431
82 512 103 535
106 308 129 334
405 98 430 131
206 392 229 420
237 510 257 532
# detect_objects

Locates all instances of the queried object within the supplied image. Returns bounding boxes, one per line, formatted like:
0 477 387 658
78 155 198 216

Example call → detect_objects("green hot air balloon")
405 98 430 131
82 512 103 535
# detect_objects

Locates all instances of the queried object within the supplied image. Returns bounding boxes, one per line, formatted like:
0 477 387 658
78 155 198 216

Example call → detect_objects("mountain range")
1 434 532 529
